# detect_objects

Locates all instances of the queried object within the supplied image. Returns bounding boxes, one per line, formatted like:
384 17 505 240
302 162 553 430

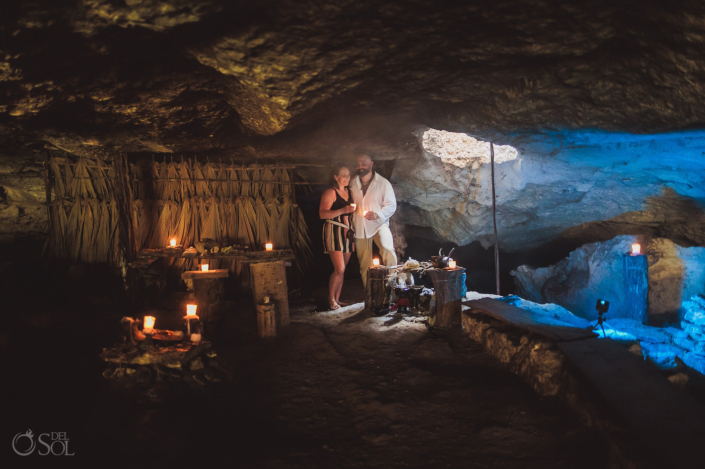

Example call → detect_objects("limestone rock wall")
512 235 705 324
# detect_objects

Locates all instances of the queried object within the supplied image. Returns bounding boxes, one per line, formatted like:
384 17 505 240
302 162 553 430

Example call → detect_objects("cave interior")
2 1 705 467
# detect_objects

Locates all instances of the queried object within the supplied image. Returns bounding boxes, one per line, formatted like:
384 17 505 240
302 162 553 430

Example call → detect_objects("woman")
319 163 356 310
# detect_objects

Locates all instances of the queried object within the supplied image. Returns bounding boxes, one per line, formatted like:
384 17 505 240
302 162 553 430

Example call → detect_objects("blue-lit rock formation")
511 235 705 323
392 130 705 252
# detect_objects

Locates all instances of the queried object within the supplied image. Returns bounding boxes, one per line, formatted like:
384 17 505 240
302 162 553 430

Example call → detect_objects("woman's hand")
342 205 356 214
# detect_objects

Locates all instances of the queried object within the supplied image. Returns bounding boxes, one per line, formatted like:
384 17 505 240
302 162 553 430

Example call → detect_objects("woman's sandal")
329 301 341 311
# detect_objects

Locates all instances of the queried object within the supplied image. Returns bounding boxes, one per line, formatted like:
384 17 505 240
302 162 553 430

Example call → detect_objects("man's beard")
357 167 371 177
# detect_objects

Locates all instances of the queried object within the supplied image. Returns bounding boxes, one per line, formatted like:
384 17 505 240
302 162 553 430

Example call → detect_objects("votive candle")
350 203 357 210
143 316 155 334
265 243 273 251
201 264 209 272
632 243 641 255
448 259 457 269
372 258 380 266
170 238 176 247
186 305 197 317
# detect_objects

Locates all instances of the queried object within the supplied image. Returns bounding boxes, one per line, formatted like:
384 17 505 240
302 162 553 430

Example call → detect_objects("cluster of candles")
141 304 201 343
171 238 276 251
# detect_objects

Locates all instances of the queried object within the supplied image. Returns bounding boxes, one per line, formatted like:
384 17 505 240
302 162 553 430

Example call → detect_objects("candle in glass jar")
201 264 209 272
143 316 155 334
190 333 202 344
448 259 457 269
186 304 197 317
265 243 273 251
350 203 357 211
632 243 641 255
170 238 176 247
363 210 368 216
372 258 380 266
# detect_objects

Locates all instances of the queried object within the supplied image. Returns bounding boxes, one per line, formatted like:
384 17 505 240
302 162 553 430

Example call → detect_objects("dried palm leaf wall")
46 156 119 265
46 154 314 282
132 158 314 279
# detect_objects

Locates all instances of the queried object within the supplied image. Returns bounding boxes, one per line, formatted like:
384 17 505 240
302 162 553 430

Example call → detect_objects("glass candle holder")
265 243 273 251
143 316 155 334
372 258 380 266
632 243 641 255
170 239 176 247
448 259 457 269
201 264 209 272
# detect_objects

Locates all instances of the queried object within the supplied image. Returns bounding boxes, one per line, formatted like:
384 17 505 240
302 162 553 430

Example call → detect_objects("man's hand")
364 211 378 220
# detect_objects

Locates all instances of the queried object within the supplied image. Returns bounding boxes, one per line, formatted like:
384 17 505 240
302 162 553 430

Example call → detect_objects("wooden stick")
490 142 500 295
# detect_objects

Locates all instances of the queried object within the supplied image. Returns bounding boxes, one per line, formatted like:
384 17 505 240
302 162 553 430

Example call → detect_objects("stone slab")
558 338 705 467
463 298 597 342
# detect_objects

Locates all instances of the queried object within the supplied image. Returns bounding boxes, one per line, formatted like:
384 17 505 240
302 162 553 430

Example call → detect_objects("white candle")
143 316 155 334
448 259 457 269
265 243 273 251
201 264 209 272
372 258 380 266
186 304 197 316
632 243 641 255
350 203 357 210
190 333 201 344
363 210 368 216
170 238 176 247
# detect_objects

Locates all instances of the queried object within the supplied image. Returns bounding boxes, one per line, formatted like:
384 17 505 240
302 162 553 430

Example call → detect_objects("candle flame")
632 243 641 255
201 264 209 272
265 243 273 251
372 258 380 266
144 316 155 329
186 304 197 316
448 259 457 269
170 238 176 247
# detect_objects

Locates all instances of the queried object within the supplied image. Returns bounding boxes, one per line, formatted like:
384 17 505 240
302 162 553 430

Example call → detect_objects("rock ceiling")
5 1 705 254
3 0 705 159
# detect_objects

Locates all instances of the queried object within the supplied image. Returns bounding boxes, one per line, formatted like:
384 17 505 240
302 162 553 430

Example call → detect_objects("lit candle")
201 264 209 272
265 243 273 251
143 316 155 334
448 259 457 269
170 238 176 247
372 258 380 266
363 210 368 216
350 203 357 210
632 243 641 255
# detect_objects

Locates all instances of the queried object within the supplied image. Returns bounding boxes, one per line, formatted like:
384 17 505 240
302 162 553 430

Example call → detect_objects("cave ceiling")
3 0 705 160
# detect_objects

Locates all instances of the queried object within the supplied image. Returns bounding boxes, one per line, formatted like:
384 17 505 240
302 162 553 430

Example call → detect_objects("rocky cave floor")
2 280 611 468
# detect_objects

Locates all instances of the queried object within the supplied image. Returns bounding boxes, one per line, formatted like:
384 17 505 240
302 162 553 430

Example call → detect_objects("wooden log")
256 303 277 338
365 266 391 311
250 261 290 328
427 268 465 329
193 278 225 323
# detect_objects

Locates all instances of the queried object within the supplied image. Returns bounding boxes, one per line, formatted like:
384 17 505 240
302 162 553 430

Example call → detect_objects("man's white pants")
355 225 398 288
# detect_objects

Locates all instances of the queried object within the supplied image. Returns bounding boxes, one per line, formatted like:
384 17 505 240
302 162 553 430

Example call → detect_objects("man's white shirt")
350 172 397 239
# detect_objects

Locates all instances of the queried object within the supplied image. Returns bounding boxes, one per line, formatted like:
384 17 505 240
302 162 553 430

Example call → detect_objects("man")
350 152 397 287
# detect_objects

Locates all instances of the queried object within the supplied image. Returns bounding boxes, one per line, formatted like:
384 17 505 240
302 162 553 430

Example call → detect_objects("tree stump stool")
250 261 289 328
181 269 228 323
365 266 391 311
427 268 466 329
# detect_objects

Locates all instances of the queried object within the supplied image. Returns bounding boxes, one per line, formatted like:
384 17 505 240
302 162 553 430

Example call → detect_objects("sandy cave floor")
2 281 610 468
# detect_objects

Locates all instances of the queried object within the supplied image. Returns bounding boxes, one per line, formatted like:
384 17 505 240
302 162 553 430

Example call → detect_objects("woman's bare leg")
335 253 352 304
328 251 345 310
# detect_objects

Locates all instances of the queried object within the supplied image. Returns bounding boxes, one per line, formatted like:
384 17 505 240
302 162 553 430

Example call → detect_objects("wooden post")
427 268 465 329
365 266 391 310
490 142 500 295
113 153 139 295
256 302 277 338
251 261 290 328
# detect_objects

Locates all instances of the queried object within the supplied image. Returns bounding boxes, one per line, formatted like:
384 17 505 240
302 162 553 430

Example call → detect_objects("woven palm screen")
46 155 314 280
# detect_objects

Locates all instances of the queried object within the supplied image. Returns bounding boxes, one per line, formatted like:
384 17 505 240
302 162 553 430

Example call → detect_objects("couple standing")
319 152 397 310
